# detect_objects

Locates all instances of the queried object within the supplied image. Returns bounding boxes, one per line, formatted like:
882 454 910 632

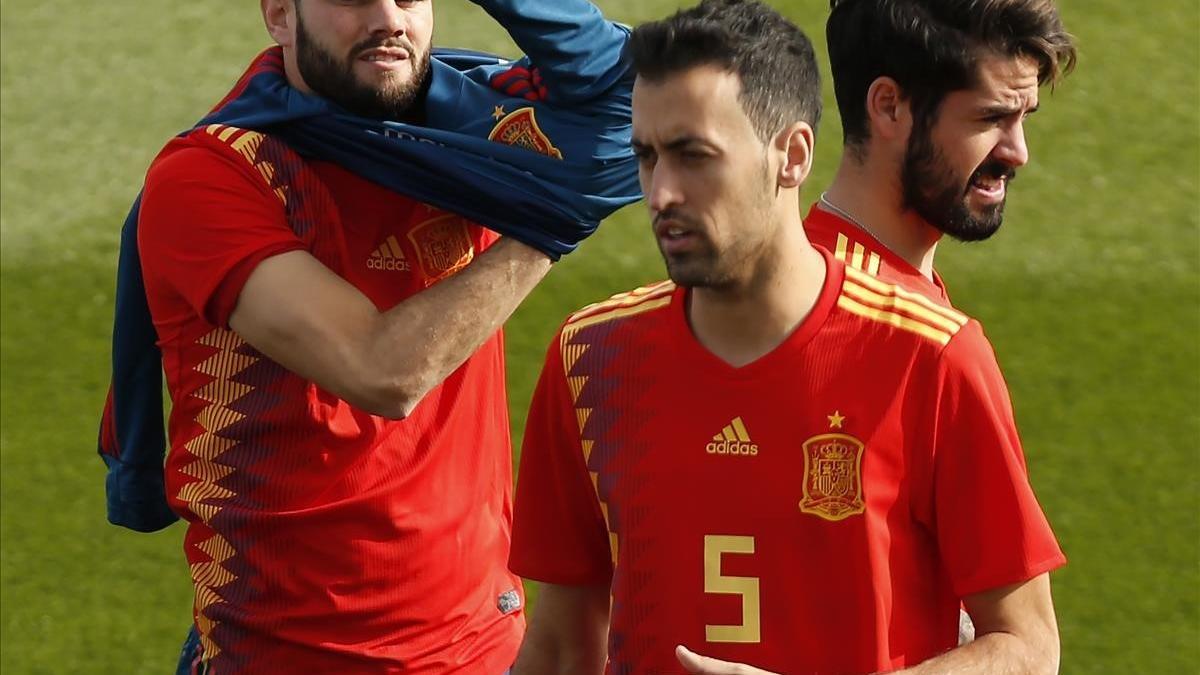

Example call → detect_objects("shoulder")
146 125 288 200
546 281 675 391
551 280 676 352
835 265 971 350
562 280 676 332
834 268 1012 402
138 126 304 260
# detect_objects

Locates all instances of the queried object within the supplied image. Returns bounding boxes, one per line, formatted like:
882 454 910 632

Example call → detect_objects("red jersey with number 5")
509 251 1065 674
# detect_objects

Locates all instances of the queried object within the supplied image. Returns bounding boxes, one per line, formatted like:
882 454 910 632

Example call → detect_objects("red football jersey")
510 251 1064 674
139 125 523 674
804 201 951 305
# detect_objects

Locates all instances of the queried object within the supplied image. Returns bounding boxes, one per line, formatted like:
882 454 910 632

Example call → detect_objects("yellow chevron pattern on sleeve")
555 281 675 571
839 267 969 346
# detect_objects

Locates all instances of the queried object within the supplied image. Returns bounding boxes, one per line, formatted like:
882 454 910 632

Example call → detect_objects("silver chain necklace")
817 192 885 246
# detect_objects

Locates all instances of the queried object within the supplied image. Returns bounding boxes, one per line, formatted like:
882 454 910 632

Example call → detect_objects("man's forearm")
511 633 602 675
890 631 1059 675
366 237 550 416
510 582 610 675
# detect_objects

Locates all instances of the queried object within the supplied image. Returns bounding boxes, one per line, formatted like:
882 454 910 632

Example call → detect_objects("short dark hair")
827 0 1077 147
629 0 822 142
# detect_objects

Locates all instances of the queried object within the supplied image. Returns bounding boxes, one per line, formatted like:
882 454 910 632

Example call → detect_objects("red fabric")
139 127 520 674
490 65 548 101
510 251 1064 674
804 202 951 304
98 386 119 458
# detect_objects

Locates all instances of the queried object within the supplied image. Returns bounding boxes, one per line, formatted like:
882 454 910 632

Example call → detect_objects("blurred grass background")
1 0 1196 672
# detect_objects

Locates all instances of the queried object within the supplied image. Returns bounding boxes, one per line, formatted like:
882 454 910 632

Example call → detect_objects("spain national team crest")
488 107 563 159
799 433 866 521
407 213 475 282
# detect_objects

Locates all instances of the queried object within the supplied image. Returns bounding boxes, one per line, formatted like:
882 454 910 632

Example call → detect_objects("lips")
967 161 1015 202
653 211 700 241
971 174 1004 192
354 42 414 67
655 219 690 240
653 213 704 256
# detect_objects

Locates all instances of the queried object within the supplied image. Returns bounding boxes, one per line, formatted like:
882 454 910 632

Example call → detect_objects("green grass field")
2 0 1196 672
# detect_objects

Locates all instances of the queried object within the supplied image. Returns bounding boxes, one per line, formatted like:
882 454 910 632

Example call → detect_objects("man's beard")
295 13 431 121
901 123 1016 242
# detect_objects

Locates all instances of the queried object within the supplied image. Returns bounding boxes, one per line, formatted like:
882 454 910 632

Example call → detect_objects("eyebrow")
978 103 1039 117
631 135 717 152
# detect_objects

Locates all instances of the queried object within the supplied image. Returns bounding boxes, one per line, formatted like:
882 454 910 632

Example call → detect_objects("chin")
665 262 705 288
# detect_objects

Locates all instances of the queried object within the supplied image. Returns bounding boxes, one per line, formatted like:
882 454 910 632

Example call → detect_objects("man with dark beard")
805 0 1076 309
797 1 1077 653
290 0 434 123
119 0 636 673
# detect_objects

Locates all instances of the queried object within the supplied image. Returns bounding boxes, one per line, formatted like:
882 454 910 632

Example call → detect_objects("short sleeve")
928 321 1066 598
509 330 614 586
138 139 307 327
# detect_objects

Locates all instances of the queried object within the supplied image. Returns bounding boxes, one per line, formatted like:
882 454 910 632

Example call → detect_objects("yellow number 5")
703 535 761 643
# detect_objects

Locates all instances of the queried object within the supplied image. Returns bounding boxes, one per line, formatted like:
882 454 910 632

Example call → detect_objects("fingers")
675 645 773 675
676 645 719 674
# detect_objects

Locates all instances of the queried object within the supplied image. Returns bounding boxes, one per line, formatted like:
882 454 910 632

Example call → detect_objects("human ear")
865 76 912 143
262 0 296 48
776 121 815 189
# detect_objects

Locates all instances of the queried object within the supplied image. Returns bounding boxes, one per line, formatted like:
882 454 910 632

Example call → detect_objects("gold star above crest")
827 411 846 429
492 105 507 121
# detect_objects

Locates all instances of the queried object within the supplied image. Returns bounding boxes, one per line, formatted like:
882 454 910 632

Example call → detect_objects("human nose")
366 0 409 38
995 120 1030 169
645 162 684 214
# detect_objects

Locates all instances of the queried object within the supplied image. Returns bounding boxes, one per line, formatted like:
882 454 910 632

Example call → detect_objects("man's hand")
675 646 779 675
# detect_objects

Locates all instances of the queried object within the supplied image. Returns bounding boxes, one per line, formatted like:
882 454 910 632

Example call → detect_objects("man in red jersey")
806 0 1076 308
508 1 1066 673
137 0 632 673
805 0 1076 647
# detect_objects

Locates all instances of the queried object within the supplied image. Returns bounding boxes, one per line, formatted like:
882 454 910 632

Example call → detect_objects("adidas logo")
706 416 758 456
367 235 411 272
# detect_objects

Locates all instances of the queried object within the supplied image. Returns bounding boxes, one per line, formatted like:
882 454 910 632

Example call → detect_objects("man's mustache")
970 160 1016 185
653 209 703 230
351 38 417 61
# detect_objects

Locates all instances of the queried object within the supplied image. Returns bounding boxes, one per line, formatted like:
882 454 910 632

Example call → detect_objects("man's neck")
821 152 941 279
688 213 827 368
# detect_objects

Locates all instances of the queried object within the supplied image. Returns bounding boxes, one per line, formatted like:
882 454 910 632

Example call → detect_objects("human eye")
678 146 715 164
632 146 656 165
